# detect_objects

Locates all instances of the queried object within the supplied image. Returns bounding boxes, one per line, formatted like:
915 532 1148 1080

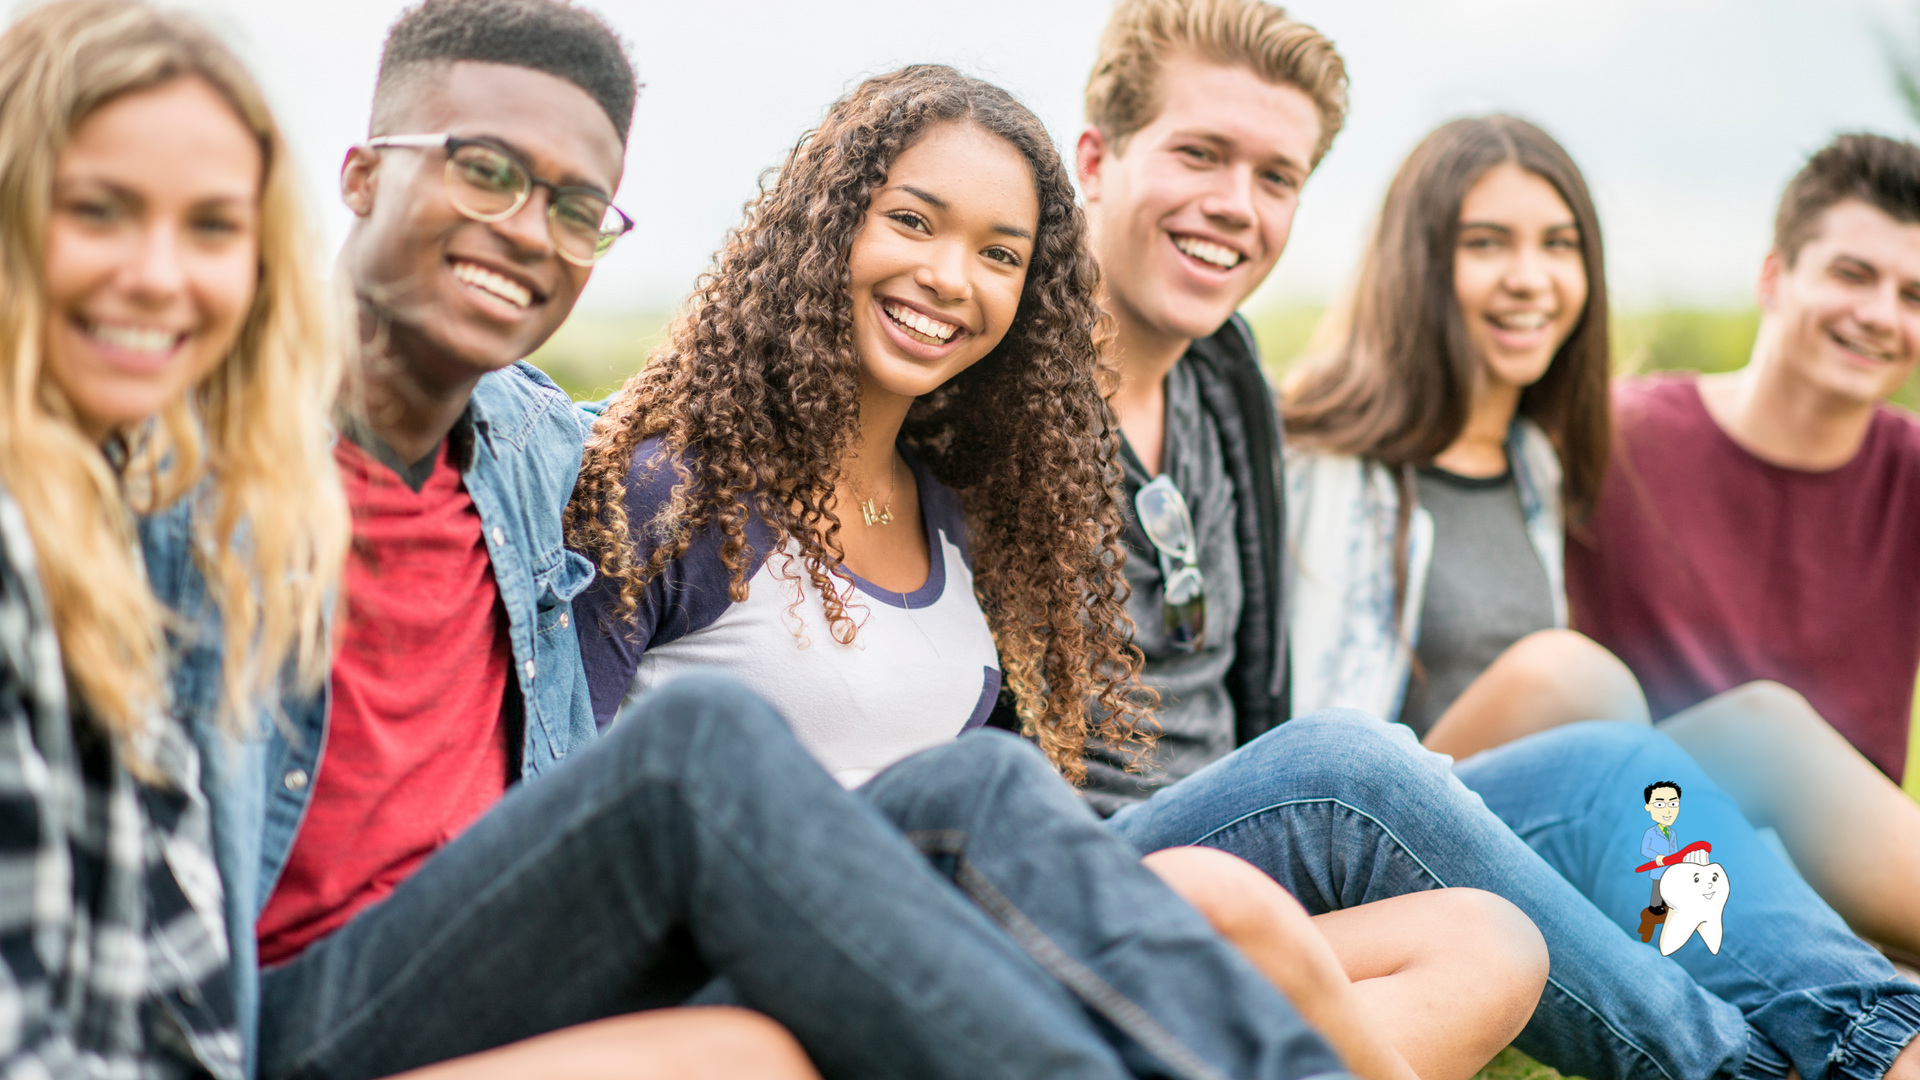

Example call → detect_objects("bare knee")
1504 630 1649 724
1665 679 1834 765
1143 846 1312 943
1422 889 1549 1001
1712 681 1820 732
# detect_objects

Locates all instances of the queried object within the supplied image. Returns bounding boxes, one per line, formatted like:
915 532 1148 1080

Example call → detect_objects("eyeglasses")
1650 800 1680 809
1134 474 1206 653
366 134 635 267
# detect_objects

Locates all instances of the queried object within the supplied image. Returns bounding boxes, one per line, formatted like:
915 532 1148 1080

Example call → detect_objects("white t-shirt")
574 440 1002 787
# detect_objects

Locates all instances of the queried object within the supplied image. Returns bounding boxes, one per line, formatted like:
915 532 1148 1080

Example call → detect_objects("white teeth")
86 322 178 354
1491 312 1550 331
1173 235 1243 269
1832 332 1893 362
882 300 958 344
1656 861 1729 956
453 261 532 309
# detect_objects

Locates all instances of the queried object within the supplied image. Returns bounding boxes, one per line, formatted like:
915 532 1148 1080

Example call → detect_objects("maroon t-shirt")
1567 374 1920 781
257 437 511 965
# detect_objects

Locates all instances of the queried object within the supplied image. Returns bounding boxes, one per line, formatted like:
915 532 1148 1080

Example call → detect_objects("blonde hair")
0 0 348 765
1085 0 1349 164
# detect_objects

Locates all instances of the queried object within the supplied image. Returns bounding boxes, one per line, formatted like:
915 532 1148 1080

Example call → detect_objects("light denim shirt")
139 361 598 1078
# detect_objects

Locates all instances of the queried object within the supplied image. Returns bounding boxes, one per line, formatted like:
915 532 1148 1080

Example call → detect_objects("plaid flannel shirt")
0 488 241 1080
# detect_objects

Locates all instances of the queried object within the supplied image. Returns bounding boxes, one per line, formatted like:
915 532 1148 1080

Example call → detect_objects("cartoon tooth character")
1657 851 1730 956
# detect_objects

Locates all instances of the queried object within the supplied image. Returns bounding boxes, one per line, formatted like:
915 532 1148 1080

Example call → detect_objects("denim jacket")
139 361 598 1078
1284 418 1565 724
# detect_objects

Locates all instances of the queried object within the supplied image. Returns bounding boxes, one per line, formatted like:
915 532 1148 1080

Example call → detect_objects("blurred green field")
529 305 1788 398
530 304 1795 399
527 311 673 401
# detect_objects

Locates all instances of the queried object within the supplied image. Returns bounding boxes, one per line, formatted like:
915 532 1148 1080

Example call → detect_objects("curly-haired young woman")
569 71 1146 782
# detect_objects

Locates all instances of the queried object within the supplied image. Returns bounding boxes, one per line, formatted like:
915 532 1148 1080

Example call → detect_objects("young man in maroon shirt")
1565 133 1920 958
1572 134 1920 784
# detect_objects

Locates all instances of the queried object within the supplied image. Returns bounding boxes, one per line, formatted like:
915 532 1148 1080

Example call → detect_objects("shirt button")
490 527 506 545
558 612 570 628
524 660 536 680
283 768 309 791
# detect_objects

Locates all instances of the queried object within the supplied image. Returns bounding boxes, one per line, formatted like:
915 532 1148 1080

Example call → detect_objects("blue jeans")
258 674 1351 1080
1109 711 1917 1080
1456 722 1920 1080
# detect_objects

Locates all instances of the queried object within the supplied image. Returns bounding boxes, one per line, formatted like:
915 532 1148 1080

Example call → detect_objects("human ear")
1756 250 1784 311
340 146 380 218
1076 127 1108 203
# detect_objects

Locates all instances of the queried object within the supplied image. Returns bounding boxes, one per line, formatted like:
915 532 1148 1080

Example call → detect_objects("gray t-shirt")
1084 359 1244 815
1398 466 1556 736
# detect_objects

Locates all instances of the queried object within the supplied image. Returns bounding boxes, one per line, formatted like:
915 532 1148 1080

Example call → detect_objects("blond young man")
1071 4 1920 1080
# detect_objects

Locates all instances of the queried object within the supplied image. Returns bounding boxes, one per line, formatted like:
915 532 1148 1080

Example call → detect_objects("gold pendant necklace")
860 454 898 527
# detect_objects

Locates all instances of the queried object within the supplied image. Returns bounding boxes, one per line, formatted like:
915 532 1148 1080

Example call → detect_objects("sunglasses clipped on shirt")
366 133 636 267
1134 474 1206 653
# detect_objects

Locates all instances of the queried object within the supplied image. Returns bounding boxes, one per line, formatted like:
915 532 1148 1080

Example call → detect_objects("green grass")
1473 1047 1576 1080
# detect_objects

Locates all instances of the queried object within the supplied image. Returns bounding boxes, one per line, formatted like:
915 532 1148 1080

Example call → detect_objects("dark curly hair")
567 64 1151 779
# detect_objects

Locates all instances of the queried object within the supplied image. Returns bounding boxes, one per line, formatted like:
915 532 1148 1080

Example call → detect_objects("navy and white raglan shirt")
573 439 1002 787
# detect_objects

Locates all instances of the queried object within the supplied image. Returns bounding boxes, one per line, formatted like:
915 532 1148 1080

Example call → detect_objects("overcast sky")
152 0 1919 313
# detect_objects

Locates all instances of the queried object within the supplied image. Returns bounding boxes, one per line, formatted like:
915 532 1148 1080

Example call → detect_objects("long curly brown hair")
567 65 1150 778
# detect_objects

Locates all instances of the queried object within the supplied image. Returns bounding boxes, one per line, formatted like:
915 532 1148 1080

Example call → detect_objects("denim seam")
1828 991 1920 1080
1191 796 1683 1080
908 829 1233 1080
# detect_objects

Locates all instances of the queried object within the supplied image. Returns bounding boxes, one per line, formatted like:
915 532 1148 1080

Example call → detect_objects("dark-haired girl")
1283 115 1920 965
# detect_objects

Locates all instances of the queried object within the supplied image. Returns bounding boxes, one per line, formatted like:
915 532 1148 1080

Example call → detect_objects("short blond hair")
1085 0 1348 164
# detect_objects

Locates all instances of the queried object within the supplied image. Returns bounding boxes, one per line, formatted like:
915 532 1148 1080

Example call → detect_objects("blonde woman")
0 1 342 1075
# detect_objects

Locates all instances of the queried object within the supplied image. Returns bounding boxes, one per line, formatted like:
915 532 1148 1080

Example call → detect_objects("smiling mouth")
452 259 534 310
1489 312 1552 332
80 318 185 355
1830 329 1896 363
1172 234 1243 270
882 299 960 346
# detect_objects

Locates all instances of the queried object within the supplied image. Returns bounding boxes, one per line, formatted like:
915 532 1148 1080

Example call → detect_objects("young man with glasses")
1067 3 1920 1078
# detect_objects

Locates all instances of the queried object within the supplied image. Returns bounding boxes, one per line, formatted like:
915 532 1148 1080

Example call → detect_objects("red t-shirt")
1567 374 1920 781
257 437 512 966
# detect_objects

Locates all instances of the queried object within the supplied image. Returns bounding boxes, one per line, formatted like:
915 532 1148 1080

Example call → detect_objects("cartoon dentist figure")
1640 780 1683 939
1636 780 1730 955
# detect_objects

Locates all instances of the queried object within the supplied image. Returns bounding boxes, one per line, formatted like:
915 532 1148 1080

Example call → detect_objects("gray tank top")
1398 465 1556 736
